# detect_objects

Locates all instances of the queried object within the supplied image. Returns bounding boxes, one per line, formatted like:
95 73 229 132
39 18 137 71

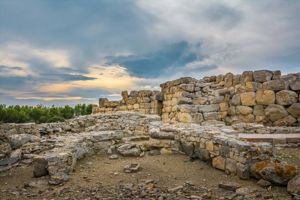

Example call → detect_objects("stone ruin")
94 70 300 127
1 70 300 197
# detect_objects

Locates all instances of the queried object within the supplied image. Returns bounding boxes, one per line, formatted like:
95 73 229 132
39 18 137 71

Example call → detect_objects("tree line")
0 104 94 123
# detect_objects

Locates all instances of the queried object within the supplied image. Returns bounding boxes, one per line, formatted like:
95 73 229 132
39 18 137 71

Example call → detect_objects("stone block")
290 79 300 91
224 72 234 87
253 70 273 83
263 79 287 91
226 158 237 174
219 146 230 157
236 163 250 180
206 141 214 151
198 104 219 113
287 103 300 118
236 106 253 115
177 97 192 104
276 90 298 105
212 156 226 170
177 112 193 123
256 90 275 105
194 148 211 161
219 102 229 112
253 105 265 116
265 104 288 122
273 115 297 126
180 84 195 92
241 71 253 82
203 112 221 121
240 92 256 106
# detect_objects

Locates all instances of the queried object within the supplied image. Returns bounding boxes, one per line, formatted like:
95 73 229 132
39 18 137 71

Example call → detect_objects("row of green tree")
0 104 93 123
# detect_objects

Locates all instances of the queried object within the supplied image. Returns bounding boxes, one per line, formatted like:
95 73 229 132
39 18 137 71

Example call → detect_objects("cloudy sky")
0 0 300 106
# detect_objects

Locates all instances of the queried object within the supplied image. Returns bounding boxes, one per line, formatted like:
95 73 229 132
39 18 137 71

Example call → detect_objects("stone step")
238 134 300 144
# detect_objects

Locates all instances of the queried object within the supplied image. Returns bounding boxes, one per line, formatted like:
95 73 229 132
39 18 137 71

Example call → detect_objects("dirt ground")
0 153 293 200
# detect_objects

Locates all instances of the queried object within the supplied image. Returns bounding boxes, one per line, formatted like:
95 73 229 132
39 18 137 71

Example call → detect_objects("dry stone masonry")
94 70 300 126
1 70 300 198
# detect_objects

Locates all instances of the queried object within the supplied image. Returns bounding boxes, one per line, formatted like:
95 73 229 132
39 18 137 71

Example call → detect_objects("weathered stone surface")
263 79 287 91
180 141 194 157
287 103 300 118
150 131 175 140
0 142 11 156
180 84 195 92
240 92 256 106
236 163 250 180
224 73 234 87
198 104 219 113
287 175 300 196
250 160 298 185
230 94 240 106
236 106 253 115
8 134 40 149
253 70 273 83
253 105 265 116
194 148 210 161
225 158 237 174
273 115 297 126
276 90 298 105
177 112 193 123
212 156 225 170
241 71 253 82
218 182 241 191
117 144 142 157
290 79 300 90
124 163 140 173
257 179 272 188
265 104 288 122
256 90 275 105
33 157 48 177
0 149 21 166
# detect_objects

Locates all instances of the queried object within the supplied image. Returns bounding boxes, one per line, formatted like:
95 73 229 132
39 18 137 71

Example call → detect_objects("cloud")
37 65 142 94
0 42 70 73
107 41 199 77
0 0 300 105
15 96 95 101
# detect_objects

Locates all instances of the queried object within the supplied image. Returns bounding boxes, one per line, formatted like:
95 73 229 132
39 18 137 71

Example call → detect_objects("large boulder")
8 134 40 149
250 160 298 185
263 80 287 91
236 106 253 115
287 175 300 196
224 72 234 87
290 79 300 91
117 144 142 157
230 94 241 106
256 90 275 105
253 70 273 83
287 103 300 118
276 90 298 105
240 92 256 106
0 149 22 166
273 115 297 126
241 71 253 82
265 104 288 122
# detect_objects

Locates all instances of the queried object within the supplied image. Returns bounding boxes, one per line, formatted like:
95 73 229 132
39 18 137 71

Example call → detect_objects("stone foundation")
0 112 298 186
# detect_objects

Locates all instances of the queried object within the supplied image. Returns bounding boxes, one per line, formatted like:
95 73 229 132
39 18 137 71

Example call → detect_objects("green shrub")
0 104 94 123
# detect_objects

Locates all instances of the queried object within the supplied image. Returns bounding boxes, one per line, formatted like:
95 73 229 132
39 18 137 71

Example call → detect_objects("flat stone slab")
238 134 300 143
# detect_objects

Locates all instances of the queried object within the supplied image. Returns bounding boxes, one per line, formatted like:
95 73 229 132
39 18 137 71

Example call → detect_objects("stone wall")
160 70 300 126
93 90 163 115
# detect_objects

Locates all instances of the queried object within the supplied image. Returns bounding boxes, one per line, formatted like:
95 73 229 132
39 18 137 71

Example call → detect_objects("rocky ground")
0 154 293 200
